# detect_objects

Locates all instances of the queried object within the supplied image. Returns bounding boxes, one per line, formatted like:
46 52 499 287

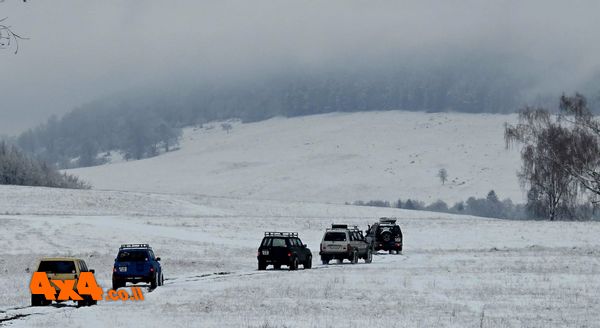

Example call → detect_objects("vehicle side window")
79 261 88 272
296 238 303 246
261 238 271 247
149 250 155 260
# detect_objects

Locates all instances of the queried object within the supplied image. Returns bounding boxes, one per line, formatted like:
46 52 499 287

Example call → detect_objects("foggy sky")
1 0 600 135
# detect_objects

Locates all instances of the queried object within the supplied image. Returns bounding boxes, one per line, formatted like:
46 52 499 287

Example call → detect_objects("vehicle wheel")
112 279 123 290
304 255 312 269
274 264 281 270
365 249 373 263
389 250 394 255
258 261 267 270
77 296 91 307
159 273 164 286
289 257 299 271
150 273 158 289
321 257 329 265
31 294 44 306
351 251 358 264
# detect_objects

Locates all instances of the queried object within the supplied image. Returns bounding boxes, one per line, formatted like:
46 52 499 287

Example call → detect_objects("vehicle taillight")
113 267 116 273
257 251 260 257
347 244 352 252
287 252 292 257
150 267 154 272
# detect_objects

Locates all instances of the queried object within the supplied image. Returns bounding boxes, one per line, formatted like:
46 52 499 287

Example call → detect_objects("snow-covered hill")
69 111 523 204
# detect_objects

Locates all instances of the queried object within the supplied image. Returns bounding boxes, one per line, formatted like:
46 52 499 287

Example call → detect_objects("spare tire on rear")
380 231 392 242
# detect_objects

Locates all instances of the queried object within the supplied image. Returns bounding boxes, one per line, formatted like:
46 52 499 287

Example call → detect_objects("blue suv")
112 244 164 290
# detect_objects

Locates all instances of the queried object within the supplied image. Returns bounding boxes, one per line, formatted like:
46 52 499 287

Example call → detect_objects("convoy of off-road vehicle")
31 218 402 306
257 218 403 269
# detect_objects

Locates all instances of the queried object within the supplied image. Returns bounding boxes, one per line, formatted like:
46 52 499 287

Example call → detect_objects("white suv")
319 224 373 264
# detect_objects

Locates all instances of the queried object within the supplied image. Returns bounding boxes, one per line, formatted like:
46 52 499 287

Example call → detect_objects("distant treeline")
0 141 90 189
351 190 600 221
14 55 600 168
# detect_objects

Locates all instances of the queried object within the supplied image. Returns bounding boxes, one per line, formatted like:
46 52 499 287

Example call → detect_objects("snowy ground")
1 186 599 327
68 111 523 204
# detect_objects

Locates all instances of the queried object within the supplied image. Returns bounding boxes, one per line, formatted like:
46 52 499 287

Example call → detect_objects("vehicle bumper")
374 242 402 251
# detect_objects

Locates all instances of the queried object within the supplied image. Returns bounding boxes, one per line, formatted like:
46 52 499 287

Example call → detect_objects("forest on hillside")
12 53 600 169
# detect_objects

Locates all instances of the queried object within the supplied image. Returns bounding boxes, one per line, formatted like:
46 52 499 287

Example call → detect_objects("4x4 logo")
30 272 103 301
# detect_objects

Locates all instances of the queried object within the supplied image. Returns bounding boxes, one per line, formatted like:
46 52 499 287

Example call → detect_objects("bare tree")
556 94 600 199
1 1 28 54
221 123 233 134
437 168 448 185
0 17 25 53
504 103 588 220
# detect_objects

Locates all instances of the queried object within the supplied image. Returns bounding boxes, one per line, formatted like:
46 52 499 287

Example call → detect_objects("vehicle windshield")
37 261 76 273
324 232 347 242
118 250 149 261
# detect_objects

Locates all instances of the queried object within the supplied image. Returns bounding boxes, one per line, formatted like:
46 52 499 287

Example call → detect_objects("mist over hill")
14 49 600 169
5 1 600 168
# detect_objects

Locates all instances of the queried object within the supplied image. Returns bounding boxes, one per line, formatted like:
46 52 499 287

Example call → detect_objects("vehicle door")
37 260 78 292
269 238 289 262
321 231 348 253
293 238 307 262
149 250 161 272
350 231 365 256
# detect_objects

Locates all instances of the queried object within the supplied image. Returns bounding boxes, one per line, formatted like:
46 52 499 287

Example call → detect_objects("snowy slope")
1 186 599 327
68 111 523 204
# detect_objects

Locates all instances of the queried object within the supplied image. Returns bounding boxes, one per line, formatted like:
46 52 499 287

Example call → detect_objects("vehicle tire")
381 231 392 243
389 250 394 255
150 273 158 289
112 279 123 290
321 257 329 265
351 251 358 264
31 294 44 306
77 296 90 307
365 249 373 263
304 255 312 269
289 257 299 271
159 273 164 286
274 264 281 270
258 261 267 270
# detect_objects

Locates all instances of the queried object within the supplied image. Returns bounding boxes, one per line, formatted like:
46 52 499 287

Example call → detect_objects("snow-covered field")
1 186 599 327
68 111 523 204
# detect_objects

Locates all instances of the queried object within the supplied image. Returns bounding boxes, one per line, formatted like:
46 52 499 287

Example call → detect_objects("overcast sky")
1 1 600 135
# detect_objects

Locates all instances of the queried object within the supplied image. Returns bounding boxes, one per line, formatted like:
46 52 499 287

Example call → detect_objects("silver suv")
319 224 373 264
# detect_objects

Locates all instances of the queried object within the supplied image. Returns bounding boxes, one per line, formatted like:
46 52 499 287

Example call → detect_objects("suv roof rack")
120 244 151 249
379 218 397 224
264 232 298 237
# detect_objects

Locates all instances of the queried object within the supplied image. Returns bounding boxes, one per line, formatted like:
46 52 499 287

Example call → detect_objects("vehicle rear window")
37 261 76 273
118 250 149 261
324 232 347 242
